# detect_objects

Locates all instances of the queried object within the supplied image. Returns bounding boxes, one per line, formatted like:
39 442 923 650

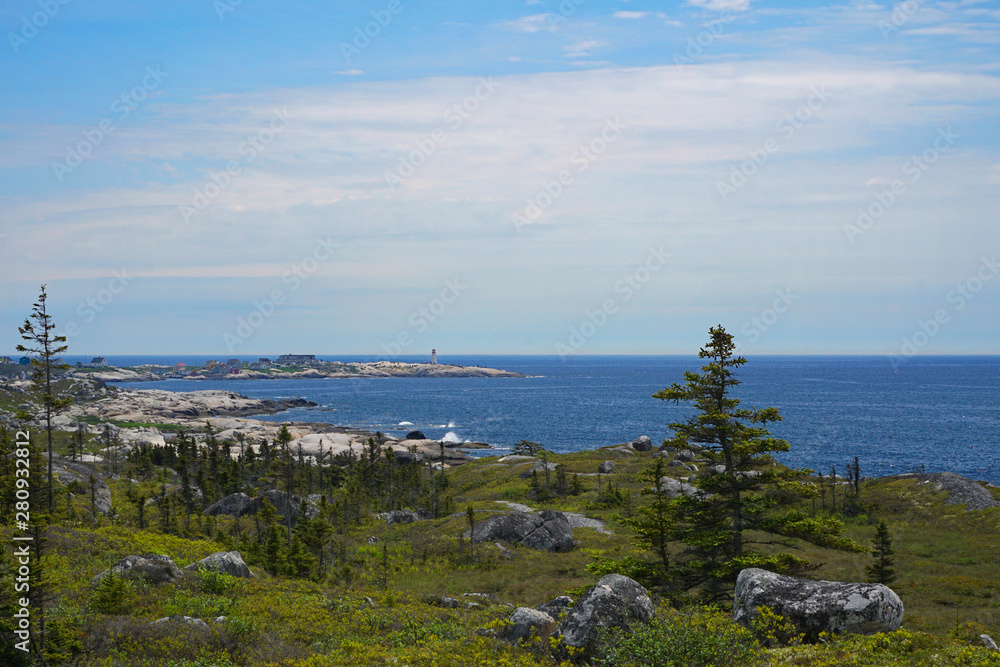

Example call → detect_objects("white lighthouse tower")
430 349 437 365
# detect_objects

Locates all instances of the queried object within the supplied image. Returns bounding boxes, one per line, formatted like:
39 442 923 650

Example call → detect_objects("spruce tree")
17 285 71 513
865 522 896 585
649 325 863 600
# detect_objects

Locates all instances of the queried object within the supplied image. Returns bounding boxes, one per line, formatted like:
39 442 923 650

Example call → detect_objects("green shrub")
196 567 245 595
597 606 764 667
88 572 139 615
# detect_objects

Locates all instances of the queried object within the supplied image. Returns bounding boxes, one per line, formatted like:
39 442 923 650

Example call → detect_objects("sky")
1 0 998 358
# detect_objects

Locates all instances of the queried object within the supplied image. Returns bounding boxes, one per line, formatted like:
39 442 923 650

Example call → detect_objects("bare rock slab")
471 510 573 552
733 568 903 640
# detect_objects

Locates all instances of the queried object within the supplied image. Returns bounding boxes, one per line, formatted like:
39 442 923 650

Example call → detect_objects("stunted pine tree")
17 285 71 513
865 521 896 585
651 325 863 600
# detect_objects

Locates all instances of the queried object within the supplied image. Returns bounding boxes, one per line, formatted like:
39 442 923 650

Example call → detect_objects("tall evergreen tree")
17 285 71 513
649 325 863 600
865 521 896 585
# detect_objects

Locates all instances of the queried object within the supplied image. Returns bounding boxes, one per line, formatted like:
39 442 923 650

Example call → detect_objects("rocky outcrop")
93 555 182 586
404 430 427 441
518 461 558 479
184 551 253 578
502 607 557 643
889 472 1000 511
598 460 615 474
471 511 573 552
50 457 112 514
240 489 319 525
733 568 904 640
203 492 254 517
554 574 654 655
152 615 208 628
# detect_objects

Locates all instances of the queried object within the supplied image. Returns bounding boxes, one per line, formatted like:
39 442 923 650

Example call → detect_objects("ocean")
82 354 1000 485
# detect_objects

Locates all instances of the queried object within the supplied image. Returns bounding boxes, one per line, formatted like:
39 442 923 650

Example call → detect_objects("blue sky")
1 0 998 358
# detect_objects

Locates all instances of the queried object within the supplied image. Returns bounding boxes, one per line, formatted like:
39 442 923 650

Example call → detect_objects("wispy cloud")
686 0 751 11
563 39 608 56
614 11 648 19
501 14 558 33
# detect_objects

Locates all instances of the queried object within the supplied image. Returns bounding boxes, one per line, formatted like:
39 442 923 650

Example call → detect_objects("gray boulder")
471 510 573 552
555 574 654 655
598 460 615 474
240 489 319 524
404 430 426 440
733 568 903 640
93 554 182 586
502 607 556 643
203 492 253 517
393 450 425 465
185 551 253 578
519 461 558 479
52 458 112 515
536 595 573 619
656 476 702 499
632 435 653 451
675 449 695 463
385 509 432 525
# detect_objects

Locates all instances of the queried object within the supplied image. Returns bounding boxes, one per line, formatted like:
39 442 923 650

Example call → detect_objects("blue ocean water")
93 355 1000 484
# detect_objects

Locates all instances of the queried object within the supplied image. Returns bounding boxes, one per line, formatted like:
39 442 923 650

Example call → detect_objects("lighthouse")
431 349 437 365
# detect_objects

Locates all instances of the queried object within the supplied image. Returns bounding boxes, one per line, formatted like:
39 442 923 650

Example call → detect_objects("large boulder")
51 458 113 515
632 436 653 452
239 489 319 524
555 574 654 655
598 460 615 474
184 551 253 578
203 492 253 517
501 607 557 643
404 430 426 441
385 509 432 525
471 511 573 552
733 568 904 640
656 476 702 499
536 595 573 619
92 555 182 586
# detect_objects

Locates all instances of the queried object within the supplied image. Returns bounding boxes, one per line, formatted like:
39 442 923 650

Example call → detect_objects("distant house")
174 362 187 370
187 371 199 377
258 357 272 365
91 356 109 367
226 358 241 368
206 360 218 369
249 362 268 370
18 357 31 365
0 356 13 364
278 354 316 363
229 368 240 374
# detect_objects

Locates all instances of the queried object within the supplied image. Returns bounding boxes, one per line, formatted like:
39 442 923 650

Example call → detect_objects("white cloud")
336 69 364 76
501 13 558 33
686 0 751 11
563 39 608 56
613 11 648 19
